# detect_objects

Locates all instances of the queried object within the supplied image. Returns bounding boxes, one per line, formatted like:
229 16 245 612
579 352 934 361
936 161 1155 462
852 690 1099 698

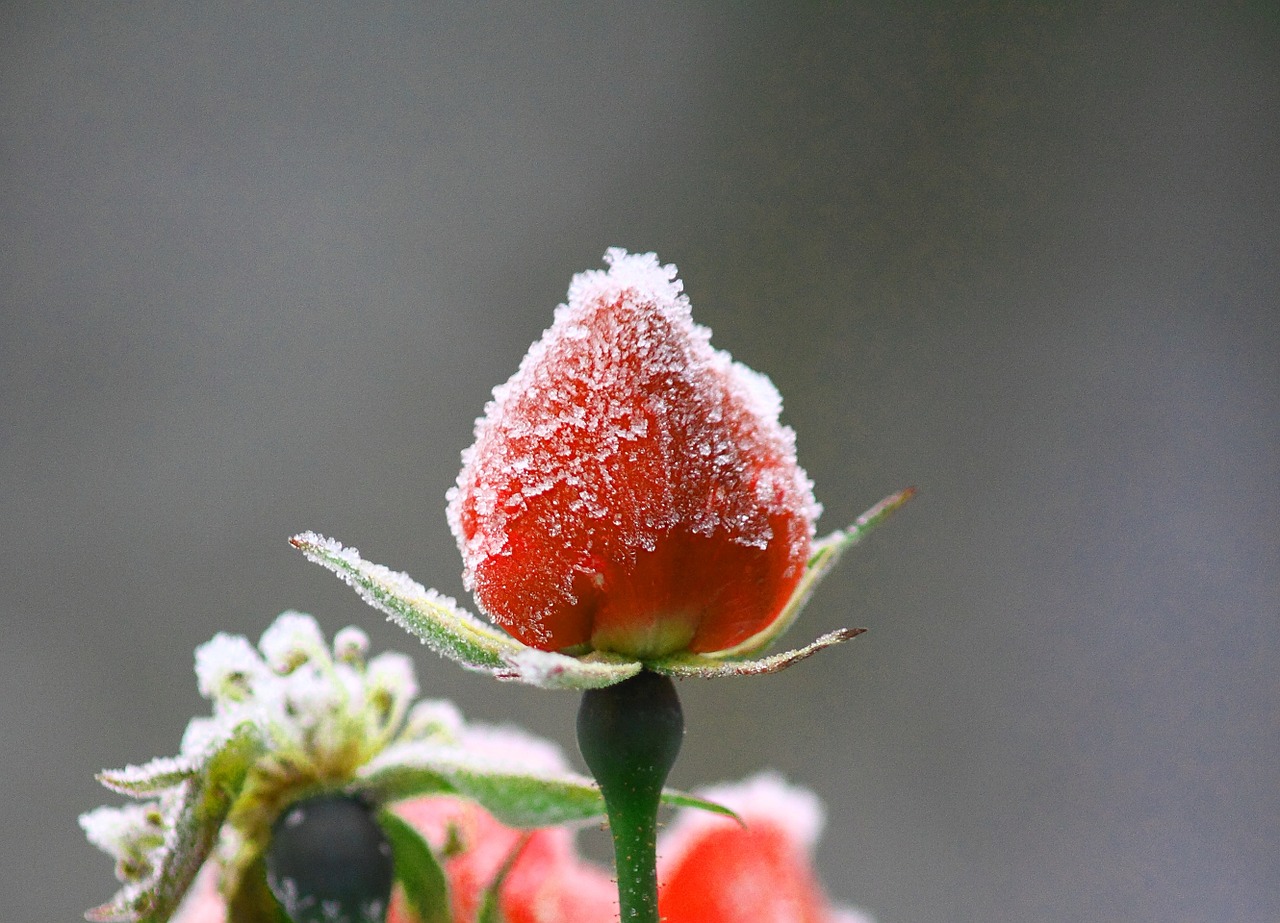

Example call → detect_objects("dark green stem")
577 671 684 923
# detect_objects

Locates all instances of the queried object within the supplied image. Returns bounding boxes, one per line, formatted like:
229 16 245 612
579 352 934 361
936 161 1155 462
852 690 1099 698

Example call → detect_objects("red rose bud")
447 249 820 659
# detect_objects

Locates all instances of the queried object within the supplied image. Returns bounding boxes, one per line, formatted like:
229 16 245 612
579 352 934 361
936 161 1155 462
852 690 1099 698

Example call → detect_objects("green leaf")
657 790 741 822
290 532 515 671
359 742 736 829
359 746 604 828
97 756 197 797
378 810 452 923
88 721 262 923
289 532 643 689
434 762 607 829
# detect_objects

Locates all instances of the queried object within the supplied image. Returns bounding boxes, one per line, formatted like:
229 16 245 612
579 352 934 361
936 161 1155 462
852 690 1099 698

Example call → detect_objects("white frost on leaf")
97 755 196 796
289 530 648 688
79 802 164 862
497 645 642 689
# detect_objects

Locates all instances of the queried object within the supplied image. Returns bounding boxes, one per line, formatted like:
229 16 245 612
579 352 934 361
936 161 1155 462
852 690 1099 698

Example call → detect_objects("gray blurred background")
3 4 1277 922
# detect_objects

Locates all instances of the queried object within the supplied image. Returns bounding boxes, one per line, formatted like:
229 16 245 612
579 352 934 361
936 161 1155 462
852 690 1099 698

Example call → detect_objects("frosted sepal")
648 628 867 678
289 532 641 689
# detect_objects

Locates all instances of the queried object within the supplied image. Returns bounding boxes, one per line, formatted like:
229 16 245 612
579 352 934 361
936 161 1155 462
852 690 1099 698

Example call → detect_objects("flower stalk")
576 671 685 923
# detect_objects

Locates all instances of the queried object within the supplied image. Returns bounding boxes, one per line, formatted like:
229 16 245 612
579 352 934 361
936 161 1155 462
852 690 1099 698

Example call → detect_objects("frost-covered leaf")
378 809 451 923
290 532 644 689
290 490 911 686
97 757 196 797
719 488 915 658
290 532 515 669
86 722 260 923
649 628 867 679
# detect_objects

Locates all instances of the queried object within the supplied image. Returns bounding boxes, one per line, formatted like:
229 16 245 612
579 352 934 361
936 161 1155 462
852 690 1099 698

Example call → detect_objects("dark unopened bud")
266 793 393 923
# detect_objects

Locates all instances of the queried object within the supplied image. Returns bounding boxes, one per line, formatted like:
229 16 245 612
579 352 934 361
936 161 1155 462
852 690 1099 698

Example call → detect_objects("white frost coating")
99 755 194 792
447 249 821 632
564 246 684 314
499 645 640 689
258 611 328 672
180 612 424 767
365 651 419 703
333 626 370 663
291 531 483 632
194 633 266 703
658 772 826 871
179 714 245 763
402 698 465 740
79 802 160 857
272 664 342 732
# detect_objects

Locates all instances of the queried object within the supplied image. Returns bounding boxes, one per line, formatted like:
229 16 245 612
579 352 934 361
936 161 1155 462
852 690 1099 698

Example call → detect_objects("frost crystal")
258 610 329 673
194 633 264 704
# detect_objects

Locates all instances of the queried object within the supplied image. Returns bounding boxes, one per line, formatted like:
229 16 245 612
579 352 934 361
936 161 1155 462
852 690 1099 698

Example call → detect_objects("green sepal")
289 532 641 689
377 809 451 923
648 628 867 679
293 488 912 688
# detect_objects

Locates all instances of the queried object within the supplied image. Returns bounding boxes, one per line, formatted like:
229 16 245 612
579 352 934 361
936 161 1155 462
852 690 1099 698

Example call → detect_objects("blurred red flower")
447 249 820 658
656 773 870 923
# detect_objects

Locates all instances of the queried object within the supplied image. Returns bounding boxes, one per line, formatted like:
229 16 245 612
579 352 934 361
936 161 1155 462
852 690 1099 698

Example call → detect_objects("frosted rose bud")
447 249 820 658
